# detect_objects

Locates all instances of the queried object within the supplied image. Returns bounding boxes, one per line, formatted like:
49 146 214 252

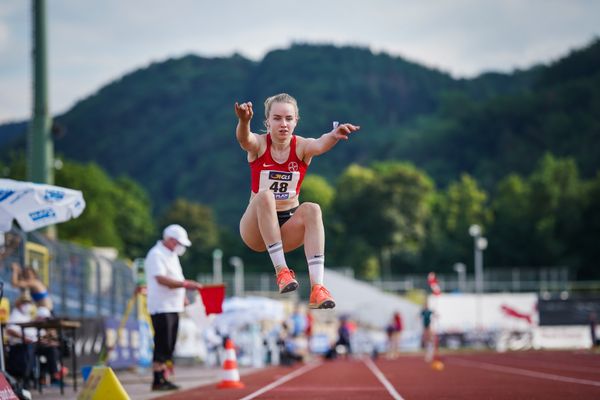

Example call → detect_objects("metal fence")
372 267 573 294
197 264 598 299
0 227 136 320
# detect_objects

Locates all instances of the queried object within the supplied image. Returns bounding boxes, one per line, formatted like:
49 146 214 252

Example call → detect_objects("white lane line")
276 386 387 392
505 359 600 374
364 357 405 400
238 361 322 400
450 358 600 387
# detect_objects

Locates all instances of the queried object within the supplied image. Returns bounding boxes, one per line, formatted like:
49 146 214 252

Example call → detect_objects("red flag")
198 284 226 315
428 272 441 296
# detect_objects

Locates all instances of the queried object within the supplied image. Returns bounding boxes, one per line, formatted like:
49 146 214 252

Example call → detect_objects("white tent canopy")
325 268 422 332
0 178 85 232
214 296 285 332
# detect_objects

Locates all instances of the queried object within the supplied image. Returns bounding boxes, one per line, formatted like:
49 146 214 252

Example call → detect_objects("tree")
55 161 156 257
424 174 491 273
489 154 585 274
332 162 434 277
526 154 583 267
488 174 532 266
112 177 155 259
331 164 379 277
299 174 335 215
159 198 219 278
578 172 600 278
55 161 122 249
371 161 435 255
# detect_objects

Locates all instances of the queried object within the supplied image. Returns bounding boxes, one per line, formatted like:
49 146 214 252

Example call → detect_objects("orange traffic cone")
217 338 245 389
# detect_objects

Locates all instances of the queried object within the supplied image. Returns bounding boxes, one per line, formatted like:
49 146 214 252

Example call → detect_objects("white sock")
267 242 287 272
308 255 325 286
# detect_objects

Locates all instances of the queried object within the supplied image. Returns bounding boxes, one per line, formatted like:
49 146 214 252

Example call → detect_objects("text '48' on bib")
259 170 300 200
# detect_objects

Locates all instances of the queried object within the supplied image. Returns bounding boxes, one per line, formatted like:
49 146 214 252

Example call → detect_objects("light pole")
29 0 56 238
453 262 466 292
469 224 488 330
212 248 223 284
475 236 488 291
468 225 488 294
229 256 244 297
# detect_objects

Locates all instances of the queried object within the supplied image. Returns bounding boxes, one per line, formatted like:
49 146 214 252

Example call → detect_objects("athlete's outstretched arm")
235 101 261 154
303 122 360 158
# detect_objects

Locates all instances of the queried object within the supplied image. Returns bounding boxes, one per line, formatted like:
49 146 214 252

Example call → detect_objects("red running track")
159 350 600 400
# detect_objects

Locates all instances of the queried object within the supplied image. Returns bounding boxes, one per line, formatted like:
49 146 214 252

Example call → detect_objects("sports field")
159 350 600 399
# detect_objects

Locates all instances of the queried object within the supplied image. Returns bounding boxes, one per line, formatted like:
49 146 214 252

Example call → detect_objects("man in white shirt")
144 224 203 391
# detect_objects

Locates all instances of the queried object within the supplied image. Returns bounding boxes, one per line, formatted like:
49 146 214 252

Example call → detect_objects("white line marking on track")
364 357 405 400
450 358 600 387
238 361 322 400
504 358 600 374
275 386 387 392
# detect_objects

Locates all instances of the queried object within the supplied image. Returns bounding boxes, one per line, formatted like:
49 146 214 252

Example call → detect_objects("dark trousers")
150 312 179 364
6 343 35 381
6 343 61 385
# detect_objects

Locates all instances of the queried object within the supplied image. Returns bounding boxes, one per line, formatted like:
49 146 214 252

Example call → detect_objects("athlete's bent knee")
301 202 322 220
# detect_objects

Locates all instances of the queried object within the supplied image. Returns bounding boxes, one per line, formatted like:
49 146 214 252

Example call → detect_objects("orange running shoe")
276 268 299 294
309 284 336 309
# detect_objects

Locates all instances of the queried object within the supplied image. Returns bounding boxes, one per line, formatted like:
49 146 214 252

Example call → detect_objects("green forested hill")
397 40 600 189
1 41 599 229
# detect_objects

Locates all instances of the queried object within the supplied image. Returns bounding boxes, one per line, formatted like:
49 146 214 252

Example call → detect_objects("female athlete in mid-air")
234 93 360 309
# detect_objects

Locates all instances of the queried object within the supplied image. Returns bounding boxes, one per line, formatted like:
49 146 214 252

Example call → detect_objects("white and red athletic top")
249 134 308 201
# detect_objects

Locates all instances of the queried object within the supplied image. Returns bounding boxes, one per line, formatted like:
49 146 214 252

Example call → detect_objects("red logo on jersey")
288 162 299 172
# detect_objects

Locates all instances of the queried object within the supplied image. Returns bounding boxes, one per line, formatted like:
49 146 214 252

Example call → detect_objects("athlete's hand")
235 101 254 123
331 122 360 140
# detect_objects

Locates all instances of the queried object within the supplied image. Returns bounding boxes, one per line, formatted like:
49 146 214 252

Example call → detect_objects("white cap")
163 224 192 247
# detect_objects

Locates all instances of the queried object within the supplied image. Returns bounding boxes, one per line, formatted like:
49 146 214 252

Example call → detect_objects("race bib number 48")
259 170 300 200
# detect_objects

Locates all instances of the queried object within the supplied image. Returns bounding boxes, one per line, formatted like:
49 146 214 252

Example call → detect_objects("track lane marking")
485 357 600 374
238 361 322 400
364 357 405 400
450 358 600 387
275 386 387 392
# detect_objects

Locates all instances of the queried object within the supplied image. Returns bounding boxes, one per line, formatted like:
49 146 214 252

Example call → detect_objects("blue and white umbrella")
0 178 85 232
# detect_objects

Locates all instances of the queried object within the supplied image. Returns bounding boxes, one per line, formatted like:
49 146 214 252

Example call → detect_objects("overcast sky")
1 0 599 123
